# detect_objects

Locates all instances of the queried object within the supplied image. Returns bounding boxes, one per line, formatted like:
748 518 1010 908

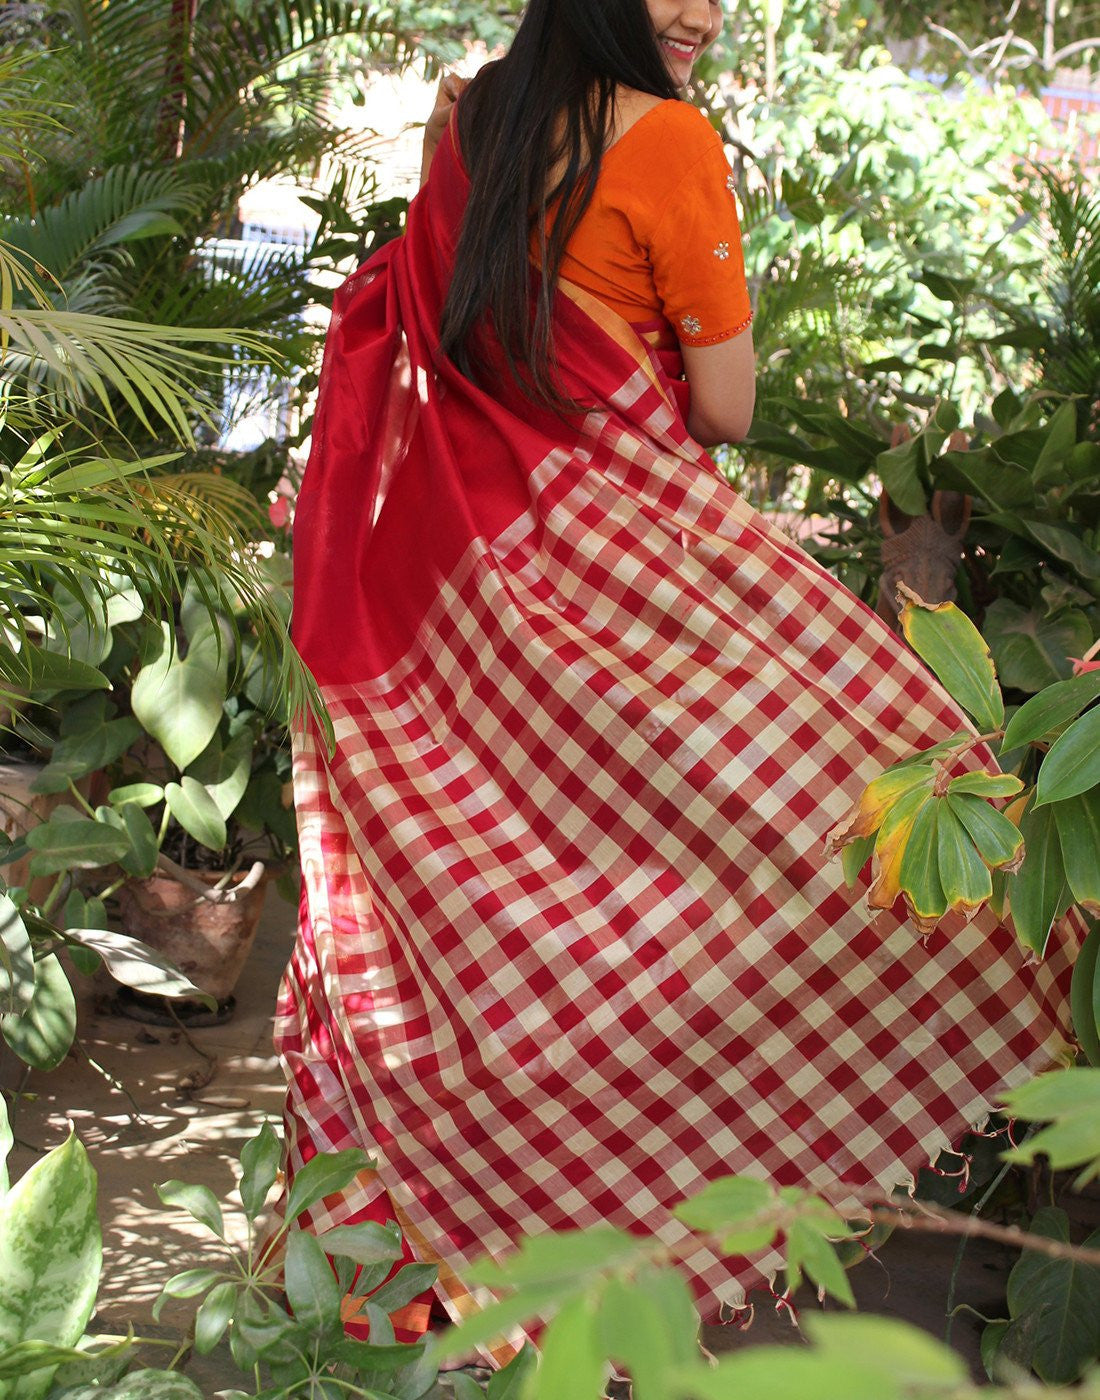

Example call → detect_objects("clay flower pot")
116 860 273 1011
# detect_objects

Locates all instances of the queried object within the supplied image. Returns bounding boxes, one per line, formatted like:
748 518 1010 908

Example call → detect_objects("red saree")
275 124 1078 1344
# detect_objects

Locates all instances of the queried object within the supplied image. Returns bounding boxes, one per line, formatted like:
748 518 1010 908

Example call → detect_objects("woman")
277 0 1076 1360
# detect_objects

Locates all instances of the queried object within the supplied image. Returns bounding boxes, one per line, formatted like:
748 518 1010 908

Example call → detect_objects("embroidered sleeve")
646 127 754 348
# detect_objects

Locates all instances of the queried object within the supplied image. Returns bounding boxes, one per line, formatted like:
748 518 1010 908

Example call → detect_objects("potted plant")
18 559 299 1021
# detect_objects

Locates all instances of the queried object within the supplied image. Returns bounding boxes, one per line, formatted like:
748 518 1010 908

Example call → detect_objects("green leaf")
981 1319 1010 1380
1023 520 1100 581
897 799 948 925
488 1343 538 1400
0 1338 129 1384
597 1273 675 1394
1053 790 1100 913
186 729 253 822
1011 798 1071 957
934 800 993 913
529 1293 606 1400
131 622 226 771
239 1122 282 1221
164 778 227 852
803 1313 967 1385
1070 921 1100 1066
0 1134 100 1396
1001 1069 1100 1185
673 1175 776 1254
30 716 140 795
0 891 34 1016
1 953 76 1071
1033 401 1080 485
193 1281 238 1356
944 793 1024 871
284 1148 374 1225
468 1228 648 1291
153 1269 223 1323
108 783 164 809
156 1181 225 1239
85 1370 204 1399
840 832 875 886
365 1262 437 1313
786 1220 855 1308
62 926 215 1006
319 1220 403 1266
1035 708 1100 806
25 813 130 876
284 1230 342 1333
945 772 1023 799
0 1097 11 1197
437 1286 565 1360
899 599 1003 732
673 1351 892 1400
9 647 109 699
115 802 160 879
1001 671 1100 752
983 599 1092 693
1002 1207 1100 1383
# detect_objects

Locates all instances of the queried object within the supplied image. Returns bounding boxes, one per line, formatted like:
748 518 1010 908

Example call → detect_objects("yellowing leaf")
899 592 1004 733
827 766 936 857
868 784 935 911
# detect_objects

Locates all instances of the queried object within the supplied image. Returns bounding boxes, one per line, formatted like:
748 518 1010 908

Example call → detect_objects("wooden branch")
847 1192 1100 1269
152 855 265 903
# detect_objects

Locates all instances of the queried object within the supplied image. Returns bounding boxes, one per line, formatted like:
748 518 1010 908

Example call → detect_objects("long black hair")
439 0 680 409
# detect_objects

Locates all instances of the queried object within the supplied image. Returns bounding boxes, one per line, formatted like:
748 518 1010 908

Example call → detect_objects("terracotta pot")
116 861 272 1004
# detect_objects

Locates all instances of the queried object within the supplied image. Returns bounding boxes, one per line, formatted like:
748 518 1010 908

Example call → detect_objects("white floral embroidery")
726 173 737 194
681 315 702 336
714 242 730 260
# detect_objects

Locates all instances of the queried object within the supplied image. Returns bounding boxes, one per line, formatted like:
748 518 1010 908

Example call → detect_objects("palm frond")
2 165 204 282
1 308 276 441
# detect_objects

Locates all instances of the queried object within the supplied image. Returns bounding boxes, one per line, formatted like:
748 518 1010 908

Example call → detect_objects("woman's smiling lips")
660 36 699 62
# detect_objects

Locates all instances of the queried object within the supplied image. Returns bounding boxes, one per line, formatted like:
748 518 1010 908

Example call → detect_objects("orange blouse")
536 99 754 346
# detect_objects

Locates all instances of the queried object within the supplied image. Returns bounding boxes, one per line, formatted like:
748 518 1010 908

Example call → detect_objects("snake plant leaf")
899 596 1004 732
1001 670 1100 753
944 792 1025 872
1 953 76 1071
0 1133 101 1400
934 802 993 918
1011 798 1072 957
897 798 948 931
1052 789 1100 914
164 778 227 852
868 783 936 913
1070 922 1100 1067
0 892 34 1017
1035 707 1100 806
131 621 226 772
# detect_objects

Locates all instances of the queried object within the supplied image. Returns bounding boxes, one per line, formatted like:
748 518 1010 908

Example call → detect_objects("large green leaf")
983 600 1092 694
899 599 1003 732
1053 788 1100 912
1011 798 1072 957
1035 709 1100 806
998 1207 1100 1383
164 778 227 852
284 1230 342 1334
1069 922 1100 1067
1 953 76 1071
284 1148 374 1226
1001 671 1100 753
0 893 34 1017
26 813 131 876
239 1122 282 1222
186 729 253 822
529 1293 607 1400
61 926 214 1007
131 622 227 772
1001 1069 1100 1183
0 1134 101 1400
30 715 141 795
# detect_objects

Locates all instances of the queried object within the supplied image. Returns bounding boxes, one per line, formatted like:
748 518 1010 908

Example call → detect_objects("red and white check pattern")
275 302 1077 1344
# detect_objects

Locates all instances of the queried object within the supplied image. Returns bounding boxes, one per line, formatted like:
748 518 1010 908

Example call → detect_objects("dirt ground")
4 892 1020 1393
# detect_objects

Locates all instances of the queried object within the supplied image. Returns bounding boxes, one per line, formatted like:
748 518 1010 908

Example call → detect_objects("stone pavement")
4 891 1015 1393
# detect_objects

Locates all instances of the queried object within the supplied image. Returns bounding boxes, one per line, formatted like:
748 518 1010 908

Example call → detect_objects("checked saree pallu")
275 125 1079 1342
